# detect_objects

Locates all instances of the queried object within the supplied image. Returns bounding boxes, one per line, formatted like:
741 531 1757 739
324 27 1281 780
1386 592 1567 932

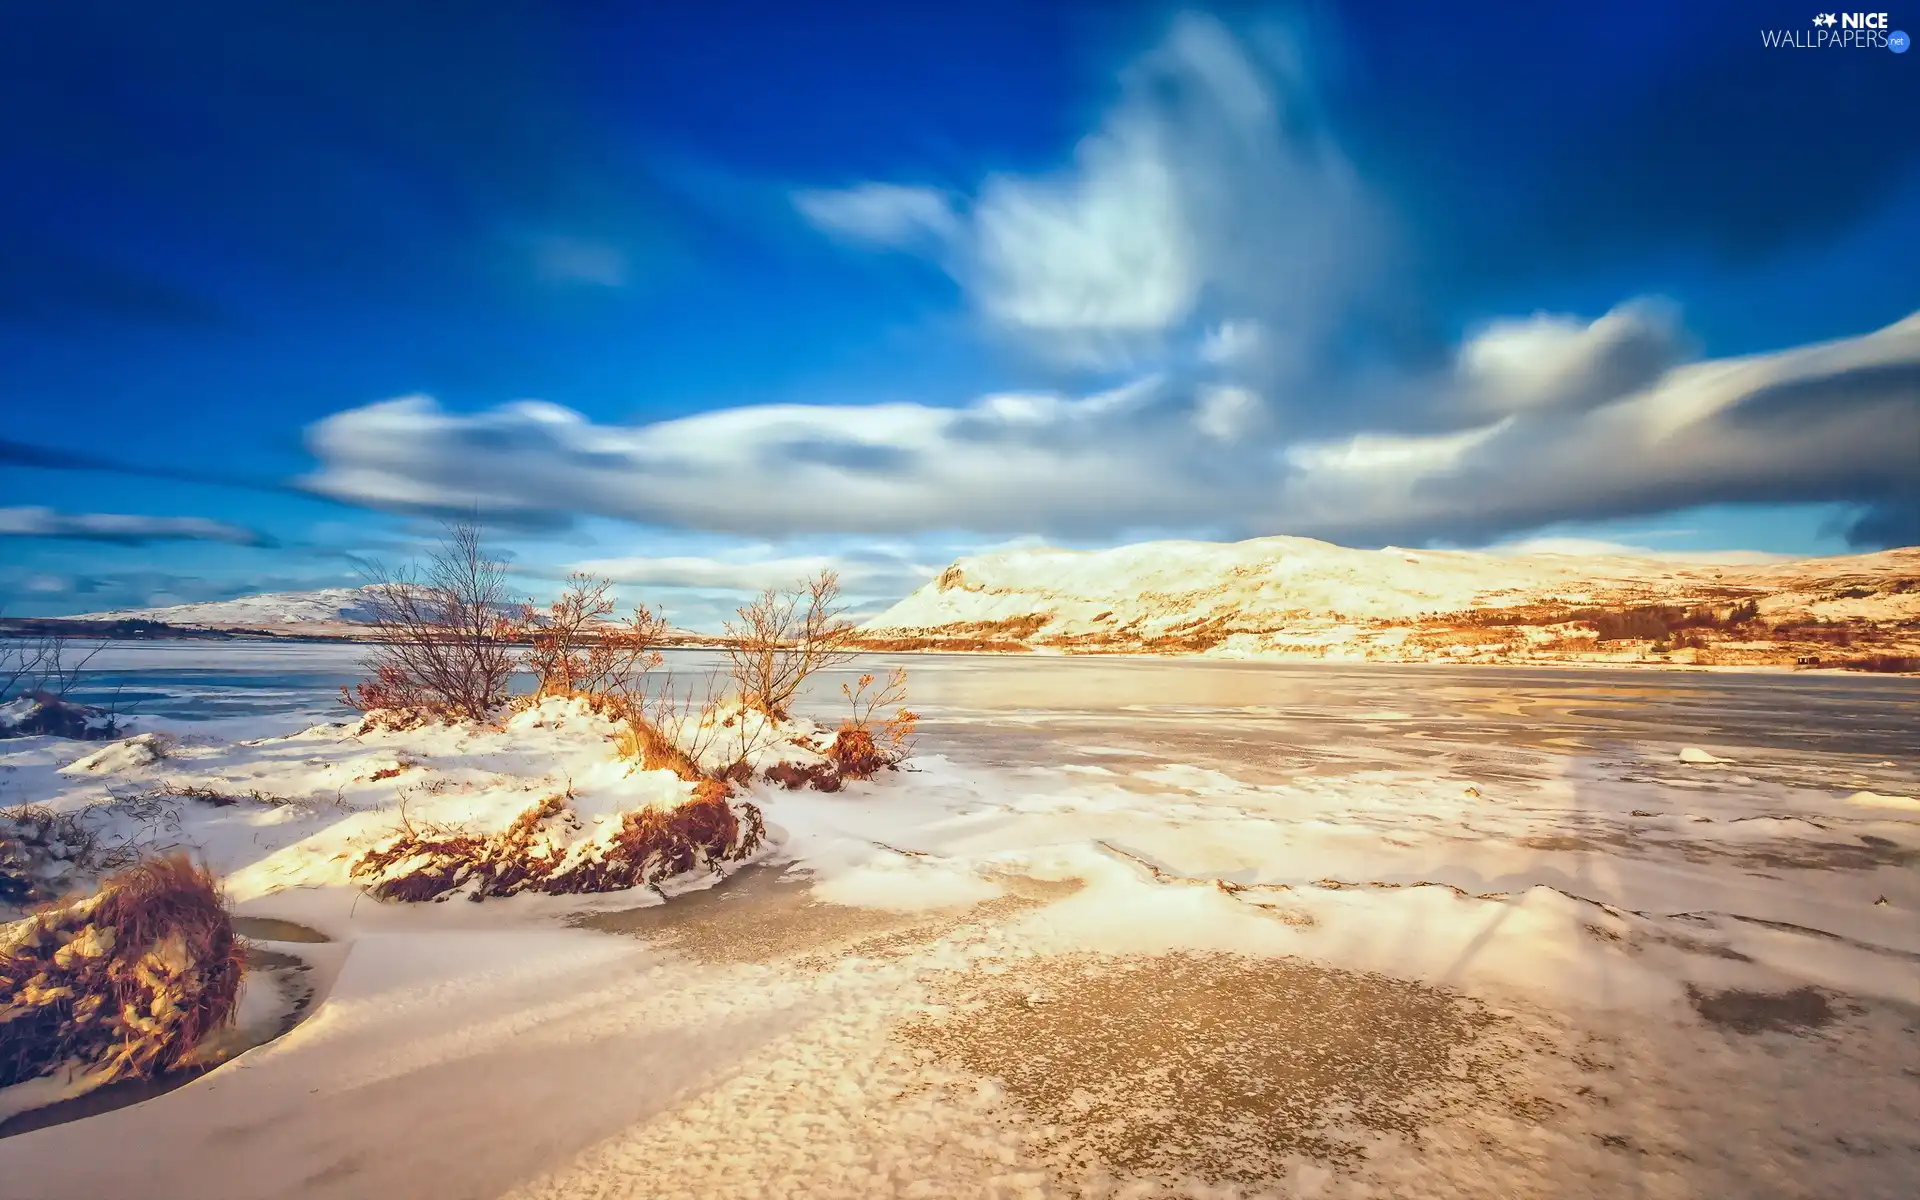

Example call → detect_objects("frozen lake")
50 638 1920 762
5 642 1918 1197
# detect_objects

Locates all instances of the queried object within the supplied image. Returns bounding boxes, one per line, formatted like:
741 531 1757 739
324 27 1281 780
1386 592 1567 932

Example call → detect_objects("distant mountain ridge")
73 586 711 642
76 587 387 629
857 536 1920 669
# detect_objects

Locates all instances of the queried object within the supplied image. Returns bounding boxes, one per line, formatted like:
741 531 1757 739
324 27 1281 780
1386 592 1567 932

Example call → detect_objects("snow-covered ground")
2 651 1916 1197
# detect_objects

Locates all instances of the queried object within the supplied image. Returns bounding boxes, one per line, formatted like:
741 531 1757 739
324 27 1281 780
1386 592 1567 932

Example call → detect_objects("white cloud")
300 309 1920 548
1457 300 1684 415
791 183 959 247
0 507 273 547
1194 384 1262 440
295 309 1920 552
792 14 1371 367
1271 311 1920 545
557 553 933 596
288 18 1920 554
1200 319 1263 365
968 126 1196 350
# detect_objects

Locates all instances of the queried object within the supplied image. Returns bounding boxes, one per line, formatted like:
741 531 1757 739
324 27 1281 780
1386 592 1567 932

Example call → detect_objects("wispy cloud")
529 234 630 288
1484 537 1790 565
556 552 929 596
791 184 960 248
0 506 276 547
793 14 1373 369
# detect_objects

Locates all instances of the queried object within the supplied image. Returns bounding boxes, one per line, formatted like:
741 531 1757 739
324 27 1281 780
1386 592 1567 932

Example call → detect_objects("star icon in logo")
1813 12 1838 26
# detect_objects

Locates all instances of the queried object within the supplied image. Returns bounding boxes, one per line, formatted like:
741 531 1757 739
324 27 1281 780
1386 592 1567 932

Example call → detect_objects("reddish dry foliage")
722 569 856 718
350 786 766 902
829 725 889 780
1 854 245 1087
523 574 667 700
844 635 1035 653
764 760 841 792
1845 654 1920 673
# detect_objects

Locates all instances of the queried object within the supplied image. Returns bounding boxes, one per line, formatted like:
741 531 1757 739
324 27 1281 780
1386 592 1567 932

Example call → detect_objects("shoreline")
8 627 1916 678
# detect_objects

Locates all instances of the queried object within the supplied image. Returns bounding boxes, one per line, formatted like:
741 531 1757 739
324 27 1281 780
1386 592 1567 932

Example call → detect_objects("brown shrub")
1843 655 1920 674
1 854 245 1088
764 761 840 792
523 574 666 701
829 725 889 780
350 785 766 902
843 635 1032 653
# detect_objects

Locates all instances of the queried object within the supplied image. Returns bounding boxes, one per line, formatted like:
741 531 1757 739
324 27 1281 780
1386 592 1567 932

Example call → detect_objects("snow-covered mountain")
76 587 387 629
858 536 1920 667
73 586 712 642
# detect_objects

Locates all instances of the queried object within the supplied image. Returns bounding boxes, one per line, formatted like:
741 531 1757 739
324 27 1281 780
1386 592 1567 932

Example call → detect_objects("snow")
1678 746 1730 764
74 586 388 628
862 535 1920 664
60 731 171 773
2 657 1917 1195
1849 790 1920 812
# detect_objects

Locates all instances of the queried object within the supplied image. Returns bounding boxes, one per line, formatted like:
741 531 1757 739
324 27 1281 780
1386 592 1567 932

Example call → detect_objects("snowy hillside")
72 585 712 642
859 536 1920 667
76 587 386 628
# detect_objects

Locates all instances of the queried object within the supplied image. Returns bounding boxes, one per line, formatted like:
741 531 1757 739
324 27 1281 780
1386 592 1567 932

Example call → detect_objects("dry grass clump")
611 706 707 783
349 784 766 903
828 726 888 779
1 854 245 1088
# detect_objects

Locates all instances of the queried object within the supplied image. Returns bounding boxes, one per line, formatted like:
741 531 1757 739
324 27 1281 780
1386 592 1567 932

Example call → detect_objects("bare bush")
723 569 856 718
1 634 52 704
344 520 525 723
2 622 119 739
523 573 667 701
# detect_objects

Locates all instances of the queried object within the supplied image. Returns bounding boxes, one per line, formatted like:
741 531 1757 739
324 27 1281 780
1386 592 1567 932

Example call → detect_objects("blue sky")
3 1 1917 628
